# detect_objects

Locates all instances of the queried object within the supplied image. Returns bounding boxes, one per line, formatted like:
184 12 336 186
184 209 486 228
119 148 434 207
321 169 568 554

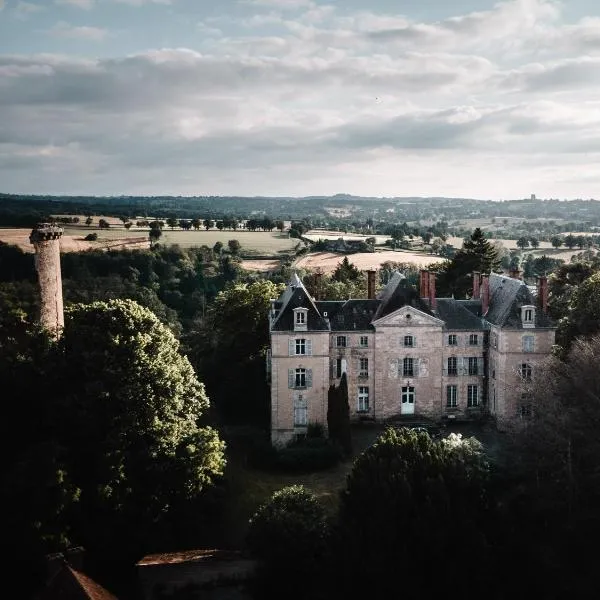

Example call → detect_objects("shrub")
275 438 342 472
84 233 98 241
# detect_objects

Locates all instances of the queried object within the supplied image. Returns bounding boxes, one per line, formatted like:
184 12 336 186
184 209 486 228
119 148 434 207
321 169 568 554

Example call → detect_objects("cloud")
111 0 171 6
0 0 5 10
49 22 109 40
240 0 314 9
15 1 46 18
55 0 95 9
2 0 600 197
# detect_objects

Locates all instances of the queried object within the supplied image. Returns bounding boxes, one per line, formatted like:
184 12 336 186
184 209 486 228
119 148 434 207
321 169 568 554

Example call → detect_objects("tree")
203 218 214 231
504 336 600 596
247 486 329 599
166 216 178 230
191 218 201 231
516 236 530 250
335 427 491 598
216 220 224 231
213 241 223 254
332 256 361 283
85 216 93 226
98 219 110 229
124 222 132 230
565 234 577 249
275 220 285 233
327 373 352 456
551 236 563 248
189 280 285 424
149 227 162 248
436 228 501 297
529 237 540 249
228 239 241 255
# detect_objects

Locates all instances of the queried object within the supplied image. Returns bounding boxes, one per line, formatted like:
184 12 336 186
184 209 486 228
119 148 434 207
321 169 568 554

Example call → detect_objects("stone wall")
34 238 64 334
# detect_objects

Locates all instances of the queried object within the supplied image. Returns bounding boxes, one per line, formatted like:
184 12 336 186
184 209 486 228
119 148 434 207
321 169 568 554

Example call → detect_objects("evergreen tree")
327 373 352 456
436 227 501 297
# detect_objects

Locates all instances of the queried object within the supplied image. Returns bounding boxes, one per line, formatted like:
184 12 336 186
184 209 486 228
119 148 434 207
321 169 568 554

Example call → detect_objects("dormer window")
294 308 308 332
521 305 535 329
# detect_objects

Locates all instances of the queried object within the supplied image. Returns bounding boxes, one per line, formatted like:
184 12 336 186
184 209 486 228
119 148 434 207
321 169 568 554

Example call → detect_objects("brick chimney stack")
537 276 549 313
428 271 436 310
30 223 64 336
481 274 490 315
314 271 323 301
366 270 376 300
472 271 481 299
419 269 429 299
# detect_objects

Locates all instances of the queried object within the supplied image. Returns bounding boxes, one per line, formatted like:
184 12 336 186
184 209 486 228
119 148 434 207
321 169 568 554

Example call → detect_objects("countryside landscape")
3 0 600 597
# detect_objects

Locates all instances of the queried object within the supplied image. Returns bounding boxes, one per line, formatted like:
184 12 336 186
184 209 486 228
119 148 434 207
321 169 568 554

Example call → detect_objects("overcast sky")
1 0 599 199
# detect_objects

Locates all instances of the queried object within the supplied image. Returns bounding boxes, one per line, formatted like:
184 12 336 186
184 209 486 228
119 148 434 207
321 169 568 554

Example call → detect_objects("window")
336 335 347 348
521 305 535 328
294 308 308 332
519 363 532 381
359 335 369 347
401 386 415 404
469 334 479 346
289 338 311 356
295 368 306 388
519 394 533 418
448 334 458 346
289 368 311 388
295 339 306 355
358 386 369 412
523 335 534 352
403 357 414 377
294 394 308 426
446 385 458 408
404 335 414 348
359 357 369 377
334 358 346 379
468 357 479 376
447 356 458 376
467 385 479 407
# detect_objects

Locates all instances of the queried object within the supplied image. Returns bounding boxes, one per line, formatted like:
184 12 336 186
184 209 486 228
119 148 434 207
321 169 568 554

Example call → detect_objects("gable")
372 305 444 328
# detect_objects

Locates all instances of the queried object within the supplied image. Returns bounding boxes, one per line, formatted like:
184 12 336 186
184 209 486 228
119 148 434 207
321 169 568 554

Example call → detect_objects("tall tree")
334 427 491 598
436 228 501 297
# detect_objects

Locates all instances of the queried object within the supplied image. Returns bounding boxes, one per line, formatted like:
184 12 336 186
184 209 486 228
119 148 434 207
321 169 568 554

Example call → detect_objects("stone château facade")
268 269 555 445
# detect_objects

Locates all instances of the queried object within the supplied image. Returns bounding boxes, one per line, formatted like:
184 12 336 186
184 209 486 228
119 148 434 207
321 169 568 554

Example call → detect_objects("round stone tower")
29 223 64 335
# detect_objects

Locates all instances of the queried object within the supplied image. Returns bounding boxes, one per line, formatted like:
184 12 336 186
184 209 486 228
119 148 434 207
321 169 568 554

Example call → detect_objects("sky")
1 0 600 199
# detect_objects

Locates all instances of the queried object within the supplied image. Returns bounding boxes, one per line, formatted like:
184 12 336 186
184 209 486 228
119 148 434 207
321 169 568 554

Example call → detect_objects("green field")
63 226 298 254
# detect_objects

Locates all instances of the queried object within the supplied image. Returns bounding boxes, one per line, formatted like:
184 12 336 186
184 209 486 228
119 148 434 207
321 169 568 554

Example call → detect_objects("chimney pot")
366 270 376 300
472 271 481 299
537 276 549 313
481 275 490 315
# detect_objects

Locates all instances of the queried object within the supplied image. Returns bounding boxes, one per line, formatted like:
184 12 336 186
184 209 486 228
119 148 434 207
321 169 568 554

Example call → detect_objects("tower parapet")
30 223 64 335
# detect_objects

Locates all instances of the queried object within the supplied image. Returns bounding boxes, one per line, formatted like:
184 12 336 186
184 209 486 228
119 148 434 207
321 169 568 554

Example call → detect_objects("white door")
401 386 415 415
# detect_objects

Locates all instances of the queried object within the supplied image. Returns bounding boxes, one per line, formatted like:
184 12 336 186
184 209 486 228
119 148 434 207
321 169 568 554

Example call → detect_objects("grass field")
295 251 444 273
62 226 297 254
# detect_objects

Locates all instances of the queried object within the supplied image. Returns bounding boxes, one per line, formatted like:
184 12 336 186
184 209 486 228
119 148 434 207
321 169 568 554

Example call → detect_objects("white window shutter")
415 358 420 377
341 358 347 375
456 336 462 347
289 339 295 356
478 357 485 375
306 339 312 356
458 356 465 375
288 369 295 388
330 359 336 379
307 369 313 388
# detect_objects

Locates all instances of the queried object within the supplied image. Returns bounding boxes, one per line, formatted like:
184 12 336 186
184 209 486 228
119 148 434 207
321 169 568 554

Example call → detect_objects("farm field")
0 226 297 255
294 251 445 273
304 230 390 244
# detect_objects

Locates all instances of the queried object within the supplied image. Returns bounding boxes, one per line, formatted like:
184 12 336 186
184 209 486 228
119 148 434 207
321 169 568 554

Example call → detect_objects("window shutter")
307 369 313 388
456 336 462 347
415 358 420 377
288 369 295 388
306 339 312 356
341 358 347 375
458 356 465 375
331 359 336 379
289 339 295 356
478 357 485 375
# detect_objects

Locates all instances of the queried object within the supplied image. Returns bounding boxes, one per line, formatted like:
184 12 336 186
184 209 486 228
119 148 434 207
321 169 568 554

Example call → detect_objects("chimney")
472 271 481 299
481 275 490 315
537 276 548 313
314 271 323 301
428 272 436 311
366 270 376 300
420 269 430 299
509 267 521 280
30 223 64 337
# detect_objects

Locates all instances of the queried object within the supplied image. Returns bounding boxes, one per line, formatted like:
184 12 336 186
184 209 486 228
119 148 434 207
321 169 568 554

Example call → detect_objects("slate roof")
435 299 487 331
317 299 379 331
373 275 433 321
485 274 554 328
271 276 329 331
